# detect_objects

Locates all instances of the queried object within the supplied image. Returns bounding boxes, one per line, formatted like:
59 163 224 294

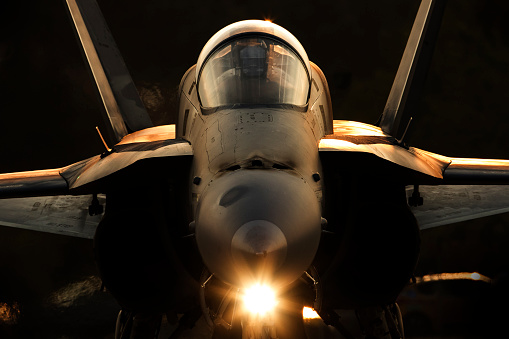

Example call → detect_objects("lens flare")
243 284 277 315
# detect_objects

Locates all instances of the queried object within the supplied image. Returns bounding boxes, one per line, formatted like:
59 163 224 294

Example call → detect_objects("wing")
60 133 192 192
320 120 509 228
0 125 192 199
319 120 450 180
412 159 509 228
320 121 509 184
0 125 192 236
377 0 446 141
0 195 105 239
66 0 153 143
409 185 509 230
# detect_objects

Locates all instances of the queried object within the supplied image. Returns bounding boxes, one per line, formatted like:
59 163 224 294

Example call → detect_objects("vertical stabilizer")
66 0 153 143
378 0 446 140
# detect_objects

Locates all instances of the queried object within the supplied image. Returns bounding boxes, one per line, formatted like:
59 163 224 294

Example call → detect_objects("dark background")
0 0 509 337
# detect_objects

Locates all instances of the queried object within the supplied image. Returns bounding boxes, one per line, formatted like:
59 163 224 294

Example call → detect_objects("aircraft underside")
90 156 419 338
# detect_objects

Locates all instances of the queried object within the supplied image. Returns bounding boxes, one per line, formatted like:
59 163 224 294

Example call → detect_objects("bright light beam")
243 284 277 315
302 307 321 319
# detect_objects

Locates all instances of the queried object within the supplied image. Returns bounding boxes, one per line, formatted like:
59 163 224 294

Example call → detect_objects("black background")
1 0 509 337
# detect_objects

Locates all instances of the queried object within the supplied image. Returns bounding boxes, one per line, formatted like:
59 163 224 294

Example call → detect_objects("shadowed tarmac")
0 227 118 338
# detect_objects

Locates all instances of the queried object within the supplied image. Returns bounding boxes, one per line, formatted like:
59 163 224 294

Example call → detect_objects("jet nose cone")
195 169 321 288
231 220 287 277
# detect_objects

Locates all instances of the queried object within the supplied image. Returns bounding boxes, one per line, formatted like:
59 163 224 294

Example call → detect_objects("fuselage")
177 88 332 289
175 20 334 289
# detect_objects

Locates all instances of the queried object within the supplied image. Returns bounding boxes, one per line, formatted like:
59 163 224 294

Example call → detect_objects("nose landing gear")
199 269 309 339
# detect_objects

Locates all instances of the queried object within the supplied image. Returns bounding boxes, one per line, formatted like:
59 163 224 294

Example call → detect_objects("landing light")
302 307 321 320
243 284 277 315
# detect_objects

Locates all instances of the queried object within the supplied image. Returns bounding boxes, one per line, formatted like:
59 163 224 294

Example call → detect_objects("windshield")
198 37 310 109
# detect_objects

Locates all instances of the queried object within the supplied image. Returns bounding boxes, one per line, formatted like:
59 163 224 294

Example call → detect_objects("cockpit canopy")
198 37 309 109
196 20 311 111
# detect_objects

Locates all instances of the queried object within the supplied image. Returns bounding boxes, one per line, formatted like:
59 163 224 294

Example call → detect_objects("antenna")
95 126 111 151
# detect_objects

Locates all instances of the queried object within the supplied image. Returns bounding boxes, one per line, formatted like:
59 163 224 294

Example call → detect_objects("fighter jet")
1 0 508 338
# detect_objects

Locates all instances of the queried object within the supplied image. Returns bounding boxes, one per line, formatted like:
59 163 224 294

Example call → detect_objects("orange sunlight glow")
449 158 509 169
0 302 20 325
416 272 491 283
302 306 321 320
